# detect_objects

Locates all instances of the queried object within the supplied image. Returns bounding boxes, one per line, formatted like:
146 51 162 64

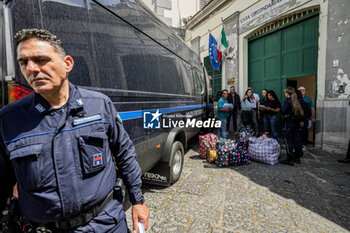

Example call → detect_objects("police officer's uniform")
280 98 303 157
0 82 142 232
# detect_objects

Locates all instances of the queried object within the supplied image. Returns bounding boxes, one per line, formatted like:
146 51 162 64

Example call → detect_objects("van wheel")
169 141 184 184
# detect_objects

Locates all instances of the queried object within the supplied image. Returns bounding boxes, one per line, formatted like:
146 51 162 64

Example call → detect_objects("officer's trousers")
283 127 302 156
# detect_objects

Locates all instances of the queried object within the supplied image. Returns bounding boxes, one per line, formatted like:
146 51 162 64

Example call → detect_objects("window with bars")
204 56 222 100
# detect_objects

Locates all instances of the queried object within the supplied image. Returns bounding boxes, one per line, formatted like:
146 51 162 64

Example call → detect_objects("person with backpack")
280 87 305 165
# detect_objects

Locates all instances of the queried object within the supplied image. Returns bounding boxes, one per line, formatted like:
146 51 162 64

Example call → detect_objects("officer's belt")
54 189 114 230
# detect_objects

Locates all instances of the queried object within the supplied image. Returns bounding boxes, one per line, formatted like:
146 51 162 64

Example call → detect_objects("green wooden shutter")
248 14 319 101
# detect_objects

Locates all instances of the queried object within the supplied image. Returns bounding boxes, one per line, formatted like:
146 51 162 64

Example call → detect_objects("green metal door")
248 13 319 100
204 56 222 100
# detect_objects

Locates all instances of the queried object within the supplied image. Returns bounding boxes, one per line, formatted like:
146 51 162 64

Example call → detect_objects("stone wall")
322 0 350 153
222 13 240 92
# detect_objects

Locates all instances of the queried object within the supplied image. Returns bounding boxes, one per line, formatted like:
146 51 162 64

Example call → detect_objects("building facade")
185 0 350 153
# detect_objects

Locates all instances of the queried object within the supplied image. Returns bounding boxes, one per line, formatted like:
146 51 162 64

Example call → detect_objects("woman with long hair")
260 90 281 140
241 89 253 127
260 89 268 106
280 87 304 165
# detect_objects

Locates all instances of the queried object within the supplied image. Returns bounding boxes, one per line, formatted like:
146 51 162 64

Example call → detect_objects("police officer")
0 29 149 232
280 87 304 165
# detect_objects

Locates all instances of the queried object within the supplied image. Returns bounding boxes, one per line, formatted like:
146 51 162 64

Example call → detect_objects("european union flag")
209 33 220 71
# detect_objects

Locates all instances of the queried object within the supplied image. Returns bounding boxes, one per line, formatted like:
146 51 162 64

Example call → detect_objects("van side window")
181 62 194 96
120 55 186 94
38 0 95 87
193 69 204 95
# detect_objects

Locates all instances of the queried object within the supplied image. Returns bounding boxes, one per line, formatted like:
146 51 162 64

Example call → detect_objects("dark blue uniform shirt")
281 98 307 129
0 82 142 224
281 98 297 128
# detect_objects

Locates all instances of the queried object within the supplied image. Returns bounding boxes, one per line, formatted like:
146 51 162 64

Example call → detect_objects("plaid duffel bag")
248 137 279 165
199 133 218 159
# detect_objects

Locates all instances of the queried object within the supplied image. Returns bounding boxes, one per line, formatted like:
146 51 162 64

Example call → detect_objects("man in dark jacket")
227 86 241 132
0 29 148 233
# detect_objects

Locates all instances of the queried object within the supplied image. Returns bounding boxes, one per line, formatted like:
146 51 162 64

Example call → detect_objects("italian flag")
217 24 227 63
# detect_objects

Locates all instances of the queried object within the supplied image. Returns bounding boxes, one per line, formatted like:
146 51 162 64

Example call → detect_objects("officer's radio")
113 177 126 204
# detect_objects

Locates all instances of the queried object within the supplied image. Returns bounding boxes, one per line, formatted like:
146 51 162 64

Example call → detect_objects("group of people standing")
217 85 315 166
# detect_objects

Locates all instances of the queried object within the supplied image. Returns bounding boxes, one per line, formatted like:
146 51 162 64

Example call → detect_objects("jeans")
218 119 227 138
241 111 251 127
264 114 279 140
251 110 259 132
227 111 238 132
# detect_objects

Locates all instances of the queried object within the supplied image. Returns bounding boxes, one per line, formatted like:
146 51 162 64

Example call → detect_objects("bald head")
298 86 306 96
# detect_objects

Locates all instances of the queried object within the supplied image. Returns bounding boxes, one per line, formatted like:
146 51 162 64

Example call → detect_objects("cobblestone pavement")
126 138 350 232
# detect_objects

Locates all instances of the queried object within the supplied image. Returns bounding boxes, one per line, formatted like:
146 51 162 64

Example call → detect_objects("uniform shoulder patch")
116 113 123 124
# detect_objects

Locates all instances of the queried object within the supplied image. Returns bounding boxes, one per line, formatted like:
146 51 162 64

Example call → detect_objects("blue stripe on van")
119 104 206 121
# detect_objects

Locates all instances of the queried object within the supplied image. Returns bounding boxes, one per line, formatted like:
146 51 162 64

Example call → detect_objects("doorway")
287 75 316 144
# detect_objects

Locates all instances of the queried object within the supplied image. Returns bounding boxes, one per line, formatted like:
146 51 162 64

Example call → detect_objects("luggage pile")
198 129 280 167
199 133 218 159
198 133 250 167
